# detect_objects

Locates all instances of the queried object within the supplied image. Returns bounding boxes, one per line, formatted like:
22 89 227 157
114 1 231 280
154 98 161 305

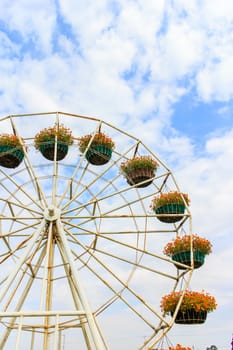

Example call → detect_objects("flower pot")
85 145 112 165
155 203 185 223
39 142 69 161
0 145 24 168
172 251 205 269
172 309 207 324
126 168 154 188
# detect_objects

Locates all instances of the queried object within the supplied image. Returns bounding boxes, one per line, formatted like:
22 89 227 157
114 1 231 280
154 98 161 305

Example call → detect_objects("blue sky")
0 0 233 349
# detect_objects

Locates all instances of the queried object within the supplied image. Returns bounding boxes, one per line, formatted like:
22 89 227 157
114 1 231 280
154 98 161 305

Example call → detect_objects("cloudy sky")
0 0 233 349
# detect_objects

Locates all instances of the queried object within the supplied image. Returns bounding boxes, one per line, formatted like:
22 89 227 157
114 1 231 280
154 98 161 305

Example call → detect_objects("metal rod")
30 330 35 350
42 222 55 350
0 311 85 317
15 315 23 350
53 314 60 350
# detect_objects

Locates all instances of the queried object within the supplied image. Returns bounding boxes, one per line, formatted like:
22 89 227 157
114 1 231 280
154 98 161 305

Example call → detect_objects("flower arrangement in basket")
34 124 73 161
120 155 159 188
163 234 212 269
161 290 217 324
78 131 115 165
158 346 191 350
169 345 192 350
151 191 190 223
157 342 192 350
0 133 25 168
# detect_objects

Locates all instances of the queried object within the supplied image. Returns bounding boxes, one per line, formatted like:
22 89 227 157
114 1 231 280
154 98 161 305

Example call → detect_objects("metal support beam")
55 219 109 350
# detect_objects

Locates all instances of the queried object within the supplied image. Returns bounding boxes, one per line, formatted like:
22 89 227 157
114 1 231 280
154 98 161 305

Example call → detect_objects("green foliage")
120 155 159 174
163 234 212 256
78 132 115 153
0 134 23 149
34 124 73 150
161 290 217 313
151 191 190 210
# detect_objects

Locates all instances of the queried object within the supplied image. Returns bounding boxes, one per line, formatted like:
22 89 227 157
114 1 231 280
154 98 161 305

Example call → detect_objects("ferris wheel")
0 112 193 350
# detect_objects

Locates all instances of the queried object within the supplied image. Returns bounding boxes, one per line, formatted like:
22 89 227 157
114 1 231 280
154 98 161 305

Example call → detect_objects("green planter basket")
85 145 112 165
0 145 24 168
126 168 154 188
172 251 205 269
39 142 69 161
155 203 185 223
172 309 207 324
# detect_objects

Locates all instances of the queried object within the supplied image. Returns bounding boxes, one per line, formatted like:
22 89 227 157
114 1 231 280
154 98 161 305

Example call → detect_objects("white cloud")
150 23 204 82
196 57 233 102
58 0 114 48
201 0 233 24
0 0 56 54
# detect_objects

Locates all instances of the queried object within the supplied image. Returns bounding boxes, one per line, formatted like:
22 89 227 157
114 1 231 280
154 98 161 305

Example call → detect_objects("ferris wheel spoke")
57 156 89 208
61 213 151 235
62 182 156 218
66 230 161 310
84 244 176 281
65 228 177 281
63 219 176 235
22 155 48 208
0 215 42 232
0 234 37 264
58 119 119 206
0 225 39 238
50 115 62 206
0 182 40 218
3 199 42 216
0 168 44 211
71 244 168 329
10 117 48 208
62 178 159 224
0 220 41 240
60 140 140 212
58 123 103 210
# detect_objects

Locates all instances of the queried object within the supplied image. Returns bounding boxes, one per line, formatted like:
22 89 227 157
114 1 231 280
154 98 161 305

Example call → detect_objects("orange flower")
120 155 159 174
34 124 73 149
78 131 115 153
151 191 190 210
163 234 212 256
161 290 217 313
0 134 23 148
169 345 192 350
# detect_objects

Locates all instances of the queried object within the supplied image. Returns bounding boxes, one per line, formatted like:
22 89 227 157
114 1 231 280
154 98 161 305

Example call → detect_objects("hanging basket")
126 168 154 188
0 145 24 168
172 251 205 269
155 203 185 223
39 142 69 161
85 145 112 165
172 309 207 324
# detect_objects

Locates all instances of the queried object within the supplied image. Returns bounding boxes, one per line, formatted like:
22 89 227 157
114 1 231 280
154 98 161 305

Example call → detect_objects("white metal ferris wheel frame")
0 111 194 350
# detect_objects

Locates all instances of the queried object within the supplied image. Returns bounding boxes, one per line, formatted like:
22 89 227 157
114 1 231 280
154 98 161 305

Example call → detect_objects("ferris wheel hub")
44 205 61 222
